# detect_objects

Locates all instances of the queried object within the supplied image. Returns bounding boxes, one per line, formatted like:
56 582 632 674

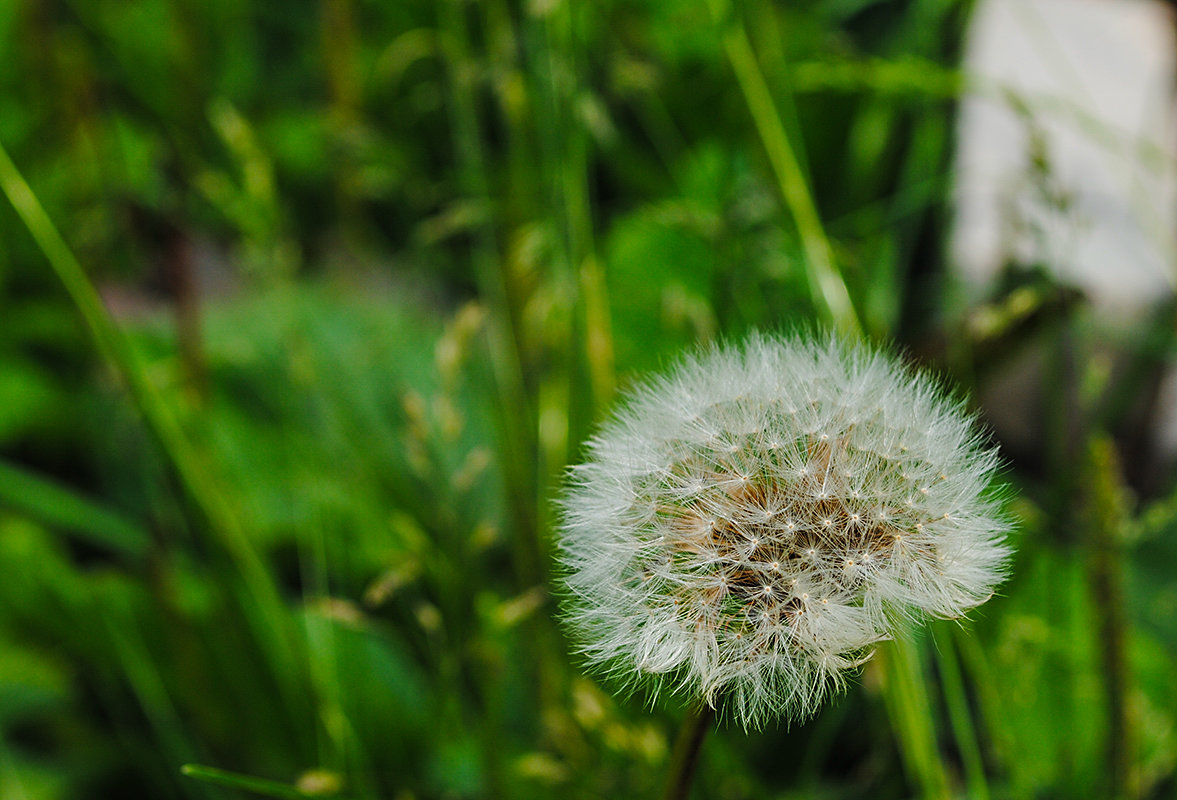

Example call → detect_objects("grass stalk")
878 635 953 800
705 1 861 337
0 138 310 744
182 764 354 800
0 139 266 597
1083 435 1133 799
539 2 615 440
936 627 990 800
953 623 1016 781
437 5 544 790
0 458 150 558
438 0 542 589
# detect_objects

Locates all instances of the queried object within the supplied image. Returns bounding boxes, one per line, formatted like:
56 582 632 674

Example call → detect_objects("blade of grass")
438 0 542 589
102 609 196 781
704 0 861 337
954 622 1014 783
537 1 615 438
0 138 265 595
436 7 544 793
0 458 150 558
878 635 953 800
182 764 352 800
935 627 990 800
1082 435 1133 799
0 139 311 744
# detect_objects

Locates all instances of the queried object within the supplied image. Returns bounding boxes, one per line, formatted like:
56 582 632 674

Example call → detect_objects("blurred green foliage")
2 0 1177 798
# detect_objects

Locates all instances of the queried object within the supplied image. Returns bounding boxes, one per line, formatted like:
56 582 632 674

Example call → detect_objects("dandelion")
556 333 1011 729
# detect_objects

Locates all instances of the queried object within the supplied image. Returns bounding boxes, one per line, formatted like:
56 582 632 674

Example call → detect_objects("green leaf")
181 764 351 799
0 459 149 558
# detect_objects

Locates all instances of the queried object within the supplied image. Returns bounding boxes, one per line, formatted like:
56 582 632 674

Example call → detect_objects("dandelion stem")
661 702 714 800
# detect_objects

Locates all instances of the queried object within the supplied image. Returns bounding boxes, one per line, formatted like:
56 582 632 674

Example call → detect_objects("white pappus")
555 332 1012 729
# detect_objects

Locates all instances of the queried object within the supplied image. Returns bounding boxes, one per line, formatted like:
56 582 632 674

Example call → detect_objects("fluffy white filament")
556 333 1011 729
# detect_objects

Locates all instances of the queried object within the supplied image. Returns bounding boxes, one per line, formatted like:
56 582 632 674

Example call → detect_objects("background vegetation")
1 0 1176 798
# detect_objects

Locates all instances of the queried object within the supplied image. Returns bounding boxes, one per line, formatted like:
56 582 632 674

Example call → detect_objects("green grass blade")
0 138 258 578
0 458 150 558
706 3 862 337
437 0 542 589
0 138 310 739
0 136 288 593
878 635 953 800
181 764 348 800
937 627 991 800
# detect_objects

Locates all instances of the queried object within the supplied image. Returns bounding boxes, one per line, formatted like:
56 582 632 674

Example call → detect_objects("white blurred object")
953 0 1177 315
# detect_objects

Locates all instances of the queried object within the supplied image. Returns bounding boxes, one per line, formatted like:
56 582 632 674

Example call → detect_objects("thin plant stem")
320 0 364 244
879 636 953 800
438 0 542 590
182 763 359 800
661 702 715 800
437 5 541 792
164 230 208 401
0 138 264 596
936 628 990 800
526 0 614 450
0 138 311 744
705 0 862 338
1083 435 1133 799
953 621 1017 783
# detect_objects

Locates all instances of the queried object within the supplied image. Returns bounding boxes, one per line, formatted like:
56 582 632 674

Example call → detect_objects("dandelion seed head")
556 333 1012 729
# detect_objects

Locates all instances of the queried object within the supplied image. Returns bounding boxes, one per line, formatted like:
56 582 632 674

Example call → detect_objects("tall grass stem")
1083 435 1133 799
0 139 265 597
439 0 543 588
879 636 953 800
0 138 309 740
936 628 990 800
707 3 862 337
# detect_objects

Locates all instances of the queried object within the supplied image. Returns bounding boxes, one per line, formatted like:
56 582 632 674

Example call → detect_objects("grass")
1 1 1176 798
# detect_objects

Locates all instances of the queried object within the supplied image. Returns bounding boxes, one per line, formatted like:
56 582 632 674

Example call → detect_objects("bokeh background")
2 0 1177 798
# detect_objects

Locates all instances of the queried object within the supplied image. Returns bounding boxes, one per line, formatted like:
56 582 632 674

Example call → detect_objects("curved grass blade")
0 458 149 558
181 764 353 800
